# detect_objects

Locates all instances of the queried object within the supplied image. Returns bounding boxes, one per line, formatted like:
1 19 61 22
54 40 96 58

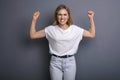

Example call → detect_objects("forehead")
57 9 68 14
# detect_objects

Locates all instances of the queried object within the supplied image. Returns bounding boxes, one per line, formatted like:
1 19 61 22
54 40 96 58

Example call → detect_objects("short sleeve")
79 27 84 37
44 25 54 39
73 25 84 39
44 26 50 39
78 27 84 40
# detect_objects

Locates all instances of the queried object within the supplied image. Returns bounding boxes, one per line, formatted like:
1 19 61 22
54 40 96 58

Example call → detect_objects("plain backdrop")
0 0 120 80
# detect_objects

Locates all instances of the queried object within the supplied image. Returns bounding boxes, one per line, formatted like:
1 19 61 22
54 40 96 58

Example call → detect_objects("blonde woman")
30 4 95 80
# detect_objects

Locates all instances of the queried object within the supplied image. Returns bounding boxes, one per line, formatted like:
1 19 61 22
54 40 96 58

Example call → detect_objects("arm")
83 10 96 38
30 11 46 39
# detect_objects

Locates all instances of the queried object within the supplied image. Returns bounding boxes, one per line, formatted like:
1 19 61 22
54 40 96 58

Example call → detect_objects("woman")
30 4 95 80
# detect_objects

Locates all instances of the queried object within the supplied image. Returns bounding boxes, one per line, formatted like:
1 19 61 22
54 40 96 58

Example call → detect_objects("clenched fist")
32 11 40 21
88 10 94 19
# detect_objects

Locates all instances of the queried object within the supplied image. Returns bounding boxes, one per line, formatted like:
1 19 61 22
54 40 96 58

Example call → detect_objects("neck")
59 24 68 28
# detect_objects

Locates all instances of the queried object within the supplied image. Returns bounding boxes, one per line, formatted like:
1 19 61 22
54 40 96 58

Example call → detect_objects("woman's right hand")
32 11 40 21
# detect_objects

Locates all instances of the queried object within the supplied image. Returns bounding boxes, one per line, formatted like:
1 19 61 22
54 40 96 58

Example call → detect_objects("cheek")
58 16 62 20
64 15 69 19
63 15 69 19
57 16 61 20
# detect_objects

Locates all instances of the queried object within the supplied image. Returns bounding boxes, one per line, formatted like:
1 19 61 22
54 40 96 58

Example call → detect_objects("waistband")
51 54 74 58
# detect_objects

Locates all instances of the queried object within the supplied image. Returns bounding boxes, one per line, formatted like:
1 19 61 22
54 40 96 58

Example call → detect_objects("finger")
88 11 94 16
88 10 94 13
88 10 94 12
36 11 40 15
33 10 39 14
34 11 40 16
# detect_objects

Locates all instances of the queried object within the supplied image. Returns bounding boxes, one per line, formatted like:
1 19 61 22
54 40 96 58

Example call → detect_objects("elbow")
30 33 36 39
30 35 35 39
90 34 96 38
30 36 35 39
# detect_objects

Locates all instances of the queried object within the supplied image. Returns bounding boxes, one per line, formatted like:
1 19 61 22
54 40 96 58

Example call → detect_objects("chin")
59 22 67 25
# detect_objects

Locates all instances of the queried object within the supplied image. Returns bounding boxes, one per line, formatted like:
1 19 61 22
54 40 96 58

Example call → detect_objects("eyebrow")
57 13 67 15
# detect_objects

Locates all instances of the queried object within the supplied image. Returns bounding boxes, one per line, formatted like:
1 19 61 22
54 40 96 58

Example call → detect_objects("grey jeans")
50 55 76 80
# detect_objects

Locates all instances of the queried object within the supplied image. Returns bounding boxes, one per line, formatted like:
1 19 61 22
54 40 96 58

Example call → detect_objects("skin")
30 9 95 39
57 9 69 30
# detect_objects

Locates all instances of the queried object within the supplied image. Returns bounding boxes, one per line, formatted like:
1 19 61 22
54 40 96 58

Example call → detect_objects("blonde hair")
52 4 73 26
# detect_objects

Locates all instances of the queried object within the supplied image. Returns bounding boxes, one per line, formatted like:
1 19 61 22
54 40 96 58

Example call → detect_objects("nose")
61 14 64 19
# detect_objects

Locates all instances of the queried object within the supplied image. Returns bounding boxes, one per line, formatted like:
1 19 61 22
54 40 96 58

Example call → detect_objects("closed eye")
64 14 67 16
57 14 67 16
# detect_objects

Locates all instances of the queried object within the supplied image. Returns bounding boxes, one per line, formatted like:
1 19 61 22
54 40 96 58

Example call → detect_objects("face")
57 9 69 26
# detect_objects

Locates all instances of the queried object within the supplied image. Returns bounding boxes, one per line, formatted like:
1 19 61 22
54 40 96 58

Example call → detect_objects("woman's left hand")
88 10 95 19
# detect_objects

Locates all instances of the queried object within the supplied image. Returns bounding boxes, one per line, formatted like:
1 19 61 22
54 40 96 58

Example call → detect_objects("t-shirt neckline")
57 25 72 32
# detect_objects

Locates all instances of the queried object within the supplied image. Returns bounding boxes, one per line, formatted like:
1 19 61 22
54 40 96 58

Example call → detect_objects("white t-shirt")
45 25 84 56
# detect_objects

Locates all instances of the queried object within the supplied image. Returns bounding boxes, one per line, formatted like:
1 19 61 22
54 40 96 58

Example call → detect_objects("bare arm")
83 10 96 38
30 11 46 39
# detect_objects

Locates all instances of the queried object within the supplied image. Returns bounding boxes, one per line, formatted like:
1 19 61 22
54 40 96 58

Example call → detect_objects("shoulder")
71 25 84 36
45 25 56 30
45 25 57 33
71 24 84 31
45 25 55 29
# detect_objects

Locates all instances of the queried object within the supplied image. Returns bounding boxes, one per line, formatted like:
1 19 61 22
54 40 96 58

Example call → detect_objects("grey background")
0 0 120 80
